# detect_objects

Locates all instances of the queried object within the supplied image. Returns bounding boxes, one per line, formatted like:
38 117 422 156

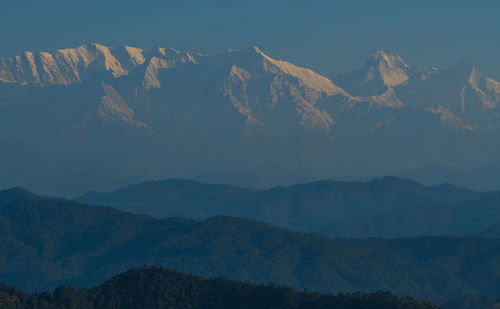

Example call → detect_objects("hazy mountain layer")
322 193 500 237
2 44 500 194
76 176 494 237
400 161 500 191
1 197 500 299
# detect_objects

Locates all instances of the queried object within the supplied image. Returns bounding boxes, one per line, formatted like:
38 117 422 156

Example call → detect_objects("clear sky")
2 0 500 78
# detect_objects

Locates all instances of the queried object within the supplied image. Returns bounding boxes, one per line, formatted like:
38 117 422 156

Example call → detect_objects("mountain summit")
0 43 199 88
365 48 410 87
332 48 410 96
1 44 500 195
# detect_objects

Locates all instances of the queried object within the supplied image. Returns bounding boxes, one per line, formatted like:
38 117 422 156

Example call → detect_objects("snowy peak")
251 45 265 55
0 43 201 87
0 43 342 96
3 43 498 124
226 45 265 56
209 46 344 96
0 43 134 85
364 48 409 88
262 55 344 95
367 48 409 69
206 45 270 67
123 46 146 66
389 57 500 125
237 45 267 57
438 60 500 105
332 48 411 97
332 48 500 126
445 60 481 86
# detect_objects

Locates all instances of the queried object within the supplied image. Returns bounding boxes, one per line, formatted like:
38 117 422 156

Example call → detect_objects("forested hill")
322 193 500 237
0 266 441 309
1 197 500 299
6 179 500 238
0 187 47 201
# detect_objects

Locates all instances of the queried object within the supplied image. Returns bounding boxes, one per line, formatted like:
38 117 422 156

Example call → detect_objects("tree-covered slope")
322 193 500 237
0 266 441 309
1 198 500 299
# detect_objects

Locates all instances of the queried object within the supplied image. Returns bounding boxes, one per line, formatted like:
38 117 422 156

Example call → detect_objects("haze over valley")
2 1 500 308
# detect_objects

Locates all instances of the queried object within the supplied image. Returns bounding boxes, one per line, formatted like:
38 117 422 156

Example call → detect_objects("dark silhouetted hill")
0 266 441 309
0 187 45 201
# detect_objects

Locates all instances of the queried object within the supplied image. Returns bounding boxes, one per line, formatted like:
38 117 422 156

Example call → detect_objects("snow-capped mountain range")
1 43 500 195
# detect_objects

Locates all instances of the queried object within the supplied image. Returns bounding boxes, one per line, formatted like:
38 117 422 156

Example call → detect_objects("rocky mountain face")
332 48 500 131
1 44 500 195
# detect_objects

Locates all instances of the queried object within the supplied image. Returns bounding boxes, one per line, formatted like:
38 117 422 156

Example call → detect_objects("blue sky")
2 0 500 78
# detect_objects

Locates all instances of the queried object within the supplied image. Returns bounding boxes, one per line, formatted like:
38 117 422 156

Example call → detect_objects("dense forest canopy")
0 197 499 299
0 266 442 309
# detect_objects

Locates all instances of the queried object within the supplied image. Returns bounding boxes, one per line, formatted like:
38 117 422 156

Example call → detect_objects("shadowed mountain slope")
77 176 490 236
322 193 500 237
1 197 500 299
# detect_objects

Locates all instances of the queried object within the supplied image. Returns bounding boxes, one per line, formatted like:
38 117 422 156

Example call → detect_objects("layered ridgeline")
1 194 500 300
400 161 500 192
2 44 500 195
0 267 441 309
77 176 500 237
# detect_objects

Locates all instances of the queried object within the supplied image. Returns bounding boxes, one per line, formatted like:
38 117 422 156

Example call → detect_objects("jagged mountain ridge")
2 44 500 195
0 43 353 138
0 43 199 87
2 43 499 135
334 48 441 94
333 48 500 130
